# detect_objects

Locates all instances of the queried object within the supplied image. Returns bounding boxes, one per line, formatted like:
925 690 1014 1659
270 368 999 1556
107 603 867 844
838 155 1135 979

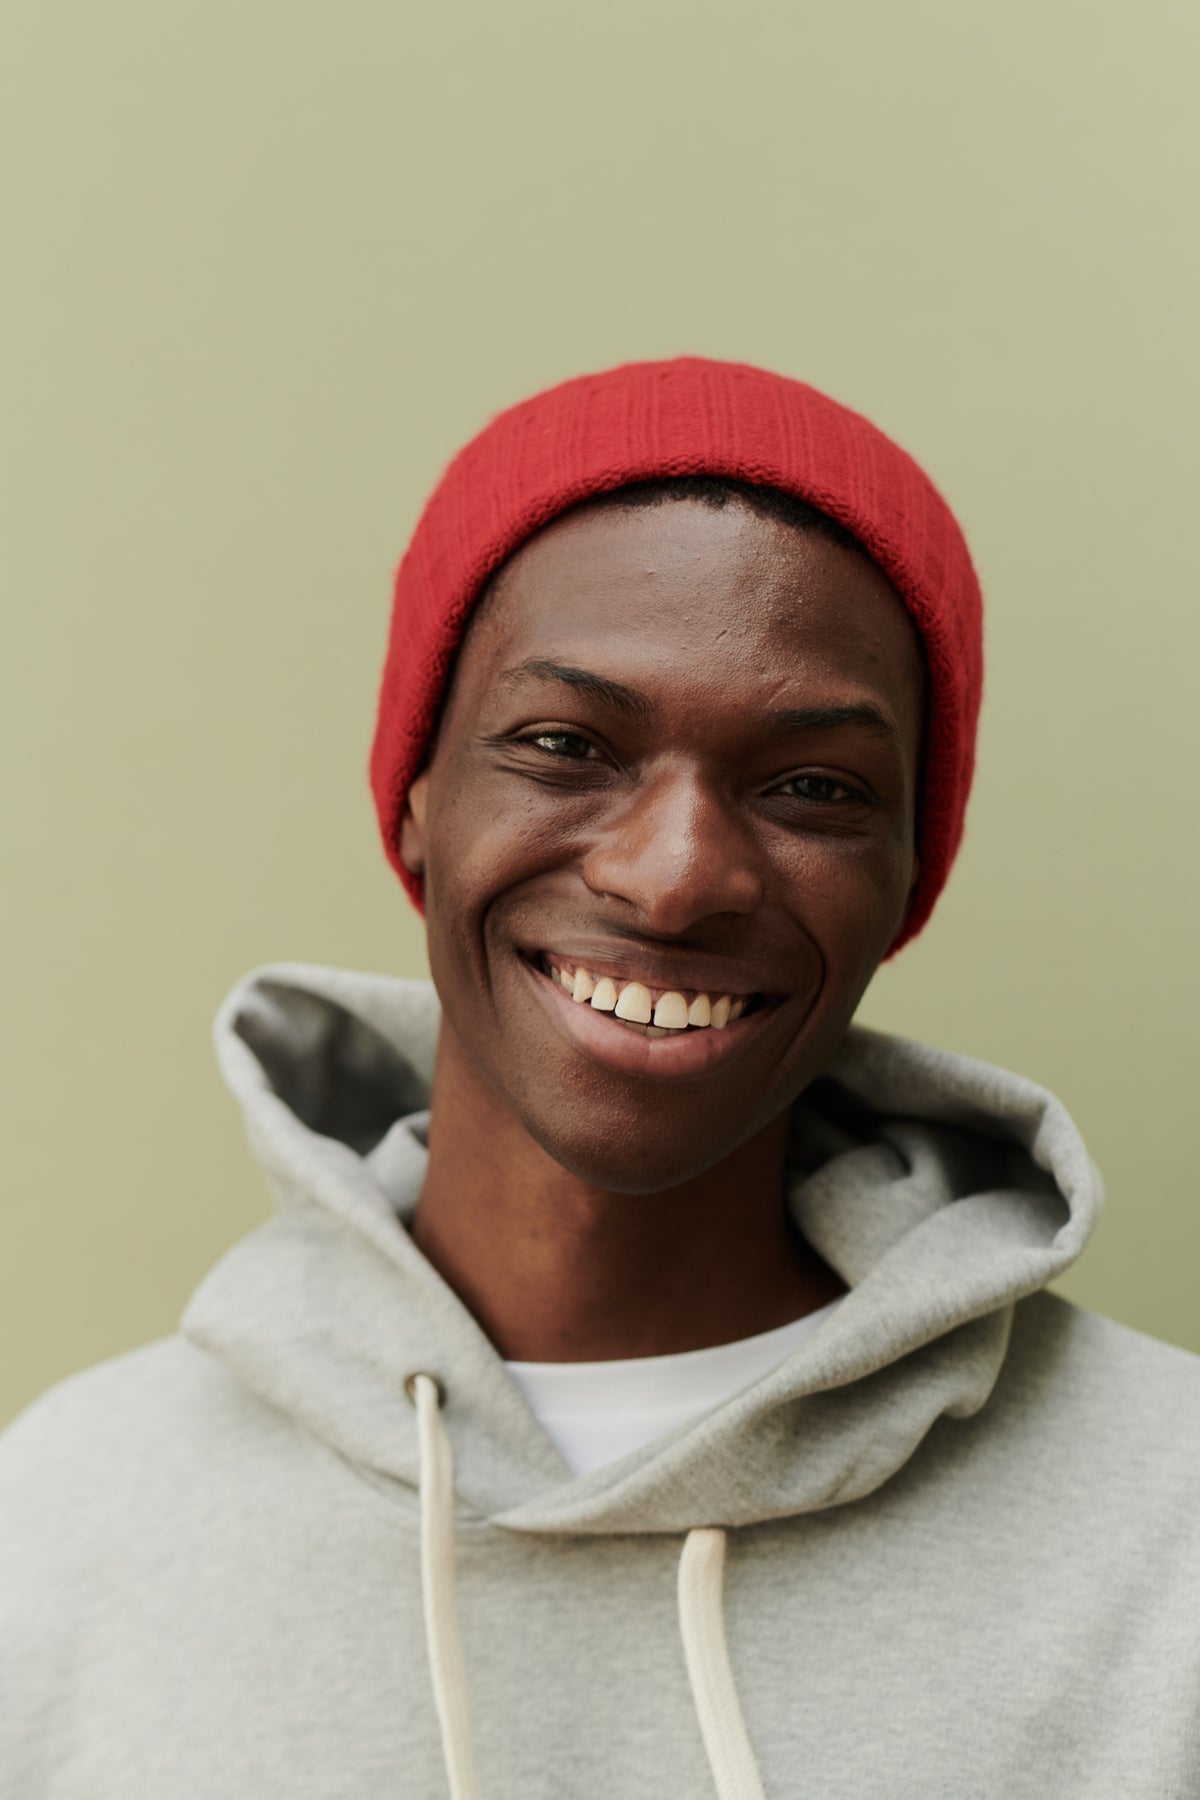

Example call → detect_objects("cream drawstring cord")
408 1374 767 1800
409 1374 479 1800
677 1527 768 1800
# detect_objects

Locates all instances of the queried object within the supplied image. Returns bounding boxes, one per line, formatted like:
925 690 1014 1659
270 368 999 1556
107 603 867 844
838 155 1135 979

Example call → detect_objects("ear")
399 771 431 877
896 849 922 933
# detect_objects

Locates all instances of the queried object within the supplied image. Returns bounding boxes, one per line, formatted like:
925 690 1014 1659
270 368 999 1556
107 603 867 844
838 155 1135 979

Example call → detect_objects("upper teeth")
545 960 749 1032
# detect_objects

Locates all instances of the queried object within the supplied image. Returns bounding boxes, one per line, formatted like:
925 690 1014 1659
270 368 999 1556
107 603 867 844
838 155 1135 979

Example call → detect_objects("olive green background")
3 0 1197 1428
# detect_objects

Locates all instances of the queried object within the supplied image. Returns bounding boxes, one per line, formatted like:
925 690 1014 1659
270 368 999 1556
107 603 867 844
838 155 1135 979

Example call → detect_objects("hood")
181 961 1102 1537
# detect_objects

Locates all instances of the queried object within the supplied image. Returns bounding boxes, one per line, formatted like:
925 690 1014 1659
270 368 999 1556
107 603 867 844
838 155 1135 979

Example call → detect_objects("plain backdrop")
3 0 1198 1427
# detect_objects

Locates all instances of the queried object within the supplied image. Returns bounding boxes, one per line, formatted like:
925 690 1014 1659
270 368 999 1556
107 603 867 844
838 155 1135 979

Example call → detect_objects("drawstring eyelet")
405 1370 446 1407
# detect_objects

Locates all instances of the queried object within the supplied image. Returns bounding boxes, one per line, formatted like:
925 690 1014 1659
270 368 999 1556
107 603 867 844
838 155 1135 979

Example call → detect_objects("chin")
524 1110 756 1197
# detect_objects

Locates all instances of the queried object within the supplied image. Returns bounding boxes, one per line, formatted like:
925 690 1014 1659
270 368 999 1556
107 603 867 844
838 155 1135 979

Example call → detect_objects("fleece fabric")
2 961 1199 1799
503 1298 844 1478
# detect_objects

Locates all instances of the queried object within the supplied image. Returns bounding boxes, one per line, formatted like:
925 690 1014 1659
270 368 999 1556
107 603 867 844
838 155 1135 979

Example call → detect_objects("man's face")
402 498 925 1193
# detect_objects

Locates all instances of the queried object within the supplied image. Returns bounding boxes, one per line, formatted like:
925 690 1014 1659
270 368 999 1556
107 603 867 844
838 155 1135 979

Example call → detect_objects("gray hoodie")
2 961 1198 1798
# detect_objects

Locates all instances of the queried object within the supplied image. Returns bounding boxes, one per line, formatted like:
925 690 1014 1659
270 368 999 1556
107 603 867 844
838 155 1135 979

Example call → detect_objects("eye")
775 773 866 805
523 730 598 760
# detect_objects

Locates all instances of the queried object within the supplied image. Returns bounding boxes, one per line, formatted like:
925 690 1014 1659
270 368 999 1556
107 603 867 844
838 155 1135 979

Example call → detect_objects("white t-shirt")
504 1297 843 1477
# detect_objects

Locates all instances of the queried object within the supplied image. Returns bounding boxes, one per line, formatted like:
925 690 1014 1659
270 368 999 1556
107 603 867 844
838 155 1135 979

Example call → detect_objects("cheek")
421 787 551 997
426 766 576 909
776 831 914 964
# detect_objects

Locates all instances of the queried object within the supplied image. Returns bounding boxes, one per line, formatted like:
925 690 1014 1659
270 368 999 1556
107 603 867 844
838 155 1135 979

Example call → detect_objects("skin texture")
400 497 925 1360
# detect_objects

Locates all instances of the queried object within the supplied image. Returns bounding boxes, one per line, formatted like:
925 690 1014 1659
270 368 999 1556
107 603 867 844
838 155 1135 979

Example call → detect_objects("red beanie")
370 355 983 955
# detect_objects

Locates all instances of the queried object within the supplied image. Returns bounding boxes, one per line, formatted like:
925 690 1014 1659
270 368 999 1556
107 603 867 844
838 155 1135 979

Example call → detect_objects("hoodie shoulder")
994 1289 1200 1483
2 1335 270 1460
1014 1288 1200 1395
0 1336 321 1550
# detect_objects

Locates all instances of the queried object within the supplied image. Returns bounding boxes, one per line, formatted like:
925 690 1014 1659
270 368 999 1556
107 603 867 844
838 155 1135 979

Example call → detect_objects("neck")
410 1027 846 1363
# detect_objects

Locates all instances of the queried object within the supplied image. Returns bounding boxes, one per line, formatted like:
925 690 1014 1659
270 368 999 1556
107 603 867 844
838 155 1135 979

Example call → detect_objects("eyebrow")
499 658 653 721
763 704 902 748
499 658 901 747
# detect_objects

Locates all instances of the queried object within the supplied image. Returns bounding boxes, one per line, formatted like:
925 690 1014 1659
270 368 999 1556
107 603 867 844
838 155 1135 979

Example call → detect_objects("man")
3 357 1198 1798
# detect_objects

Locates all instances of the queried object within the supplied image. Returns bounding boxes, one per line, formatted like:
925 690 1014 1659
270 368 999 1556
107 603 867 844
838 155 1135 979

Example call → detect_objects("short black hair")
582 474 864 556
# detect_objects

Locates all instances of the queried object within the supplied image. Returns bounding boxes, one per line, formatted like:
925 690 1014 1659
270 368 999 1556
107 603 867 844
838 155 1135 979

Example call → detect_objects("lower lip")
521 957 777 1080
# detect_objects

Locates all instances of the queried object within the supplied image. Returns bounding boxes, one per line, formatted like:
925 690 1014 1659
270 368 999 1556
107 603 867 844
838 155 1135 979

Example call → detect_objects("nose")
581 765 764 934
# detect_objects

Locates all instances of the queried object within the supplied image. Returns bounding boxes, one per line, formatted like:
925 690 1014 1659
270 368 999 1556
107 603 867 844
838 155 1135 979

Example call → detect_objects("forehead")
462 497 924 726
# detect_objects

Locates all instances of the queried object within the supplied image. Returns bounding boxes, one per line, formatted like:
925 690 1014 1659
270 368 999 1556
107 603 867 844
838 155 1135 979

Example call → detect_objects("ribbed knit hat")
370 355 982 955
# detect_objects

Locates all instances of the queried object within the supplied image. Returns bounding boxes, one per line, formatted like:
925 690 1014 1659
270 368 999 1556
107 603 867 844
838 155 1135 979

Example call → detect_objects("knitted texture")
369 356 983 954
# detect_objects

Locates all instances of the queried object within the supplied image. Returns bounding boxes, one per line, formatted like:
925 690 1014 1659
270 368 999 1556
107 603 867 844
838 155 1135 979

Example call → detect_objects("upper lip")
524 940 781 1000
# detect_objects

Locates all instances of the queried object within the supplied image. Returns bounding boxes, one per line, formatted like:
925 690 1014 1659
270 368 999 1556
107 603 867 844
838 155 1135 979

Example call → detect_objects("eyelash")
775 774 867 806
513 731 871 806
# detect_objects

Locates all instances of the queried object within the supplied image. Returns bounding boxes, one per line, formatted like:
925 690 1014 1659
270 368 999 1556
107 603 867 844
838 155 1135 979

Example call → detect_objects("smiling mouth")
530 952 771 1038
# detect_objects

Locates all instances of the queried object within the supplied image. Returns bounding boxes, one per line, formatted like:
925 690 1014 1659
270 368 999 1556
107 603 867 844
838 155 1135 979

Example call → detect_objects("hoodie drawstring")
409 1374 479 1800
677 1527 768 1799
407 1374 767 1800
